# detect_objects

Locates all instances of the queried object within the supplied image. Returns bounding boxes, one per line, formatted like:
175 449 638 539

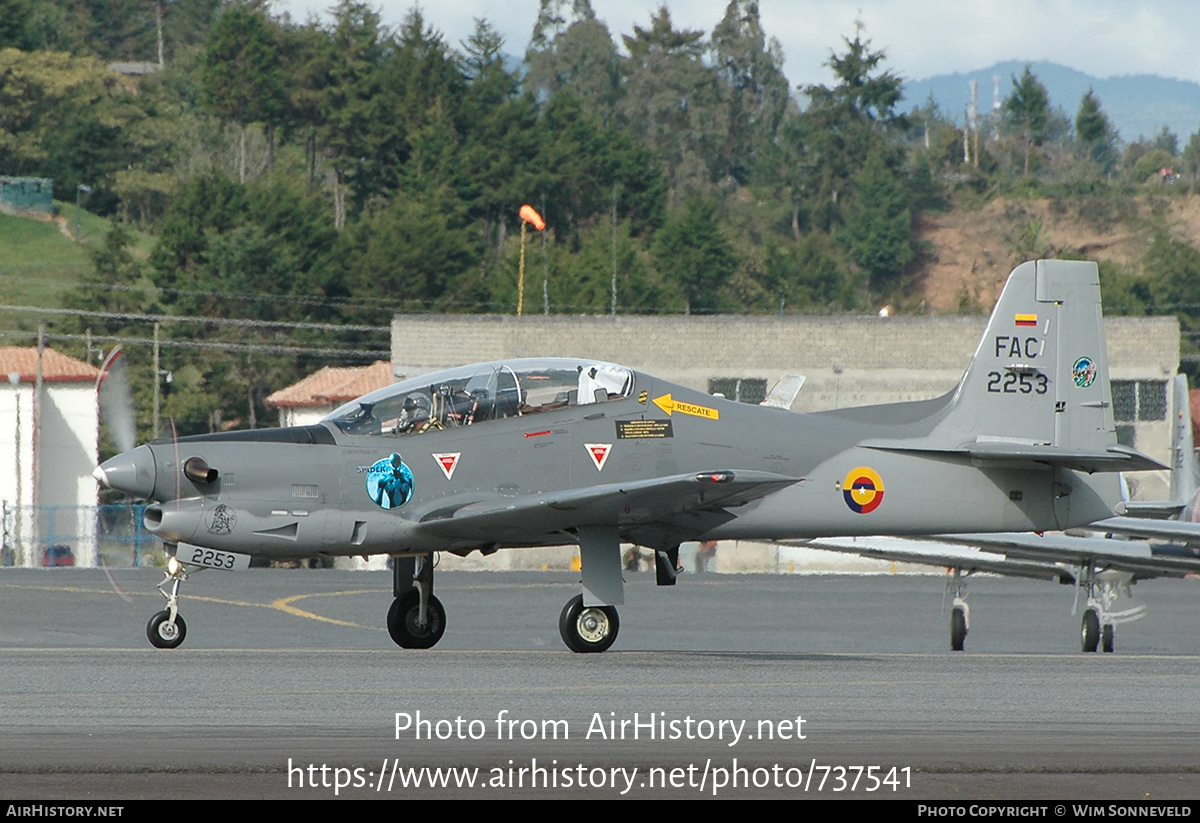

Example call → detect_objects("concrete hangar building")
389 313 1181 503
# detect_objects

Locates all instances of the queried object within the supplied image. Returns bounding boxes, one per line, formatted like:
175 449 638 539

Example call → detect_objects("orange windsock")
519 204 545 231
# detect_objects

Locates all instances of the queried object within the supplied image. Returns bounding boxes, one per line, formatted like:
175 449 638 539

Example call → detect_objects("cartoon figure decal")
205 503 237 535
843 466 885 514
366 453 414 509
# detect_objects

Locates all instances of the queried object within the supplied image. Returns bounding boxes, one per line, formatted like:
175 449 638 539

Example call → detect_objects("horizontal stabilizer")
861 439 1167 473
1090 516 1200 548
1120 501 1186 520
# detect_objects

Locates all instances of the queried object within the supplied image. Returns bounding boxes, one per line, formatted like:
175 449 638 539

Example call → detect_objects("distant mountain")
902 61 1200 145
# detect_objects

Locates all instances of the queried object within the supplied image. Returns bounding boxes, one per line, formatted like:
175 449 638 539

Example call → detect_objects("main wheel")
558 594 619 653
147 610 187 649
1081 609 1100 653
950 607 967 651
1102 623 1115 653
387 590 446 649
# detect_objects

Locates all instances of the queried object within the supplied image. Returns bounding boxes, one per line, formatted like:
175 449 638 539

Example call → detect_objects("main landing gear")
147 552 189 649
946 568 970 651
384 533 675 653
1077 566 1118 654
388 553 446 649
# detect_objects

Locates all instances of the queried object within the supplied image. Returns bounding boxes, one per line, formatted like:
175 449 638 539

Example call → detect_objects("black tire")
558 594 619 653
1102 623 1114 653
1081 609 1100 653
387 590 446 649
147 610 187 649
950 608 967 652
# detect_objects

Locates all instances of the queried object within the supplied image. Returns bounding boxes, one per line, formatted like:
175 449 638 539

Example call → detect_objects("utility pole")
610 185 618 316
970 79 980 169
152 322 160 439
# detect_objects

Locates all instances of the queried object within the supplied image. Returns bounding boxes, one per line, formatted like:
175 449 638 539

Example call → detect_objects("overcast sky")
269 0 1200 90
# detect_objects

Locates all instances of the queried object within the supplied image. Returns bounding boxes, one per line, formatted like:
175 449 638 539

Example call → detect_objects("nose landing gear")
147 553 189 649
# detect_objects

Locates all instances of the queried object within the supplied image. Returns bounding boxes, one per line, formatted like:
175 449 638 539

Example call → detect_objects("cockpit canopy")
325 358 634 437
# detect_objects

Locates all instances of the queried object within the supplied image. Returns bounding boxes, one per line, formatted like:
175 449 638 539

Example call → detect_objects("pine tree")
1004 66 1050 176
653 198 737 314
841 151 914 291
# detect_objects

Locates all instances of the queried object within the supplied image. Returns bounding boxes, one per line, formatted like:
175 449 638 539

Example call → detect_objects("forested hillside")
4 0 1200 438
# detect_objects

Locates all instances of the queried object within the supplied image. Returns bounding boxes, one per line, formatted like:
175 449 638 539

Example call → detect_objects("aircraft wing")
800 536 1075 582
1088 516 1200 549
934 532 1200 580
416 470 801 547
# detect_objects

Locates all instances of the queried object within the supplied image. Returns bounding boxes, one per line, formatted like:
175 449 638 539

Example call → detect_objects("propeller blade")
97 345 136 454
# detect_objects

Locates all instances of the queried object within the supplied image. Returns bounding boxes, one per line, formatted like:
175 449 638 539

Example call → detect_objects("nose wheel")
147 610 187 648
387 589 446 648
559 594 619 653
147 551 190 649
387 553 447 649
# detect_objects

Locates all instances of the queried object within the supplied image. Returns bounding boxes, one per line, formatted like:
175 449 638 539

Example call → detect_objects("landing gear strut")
1077 565 1118 653
559 525 625 653
388 553 445 649
147 550 188 649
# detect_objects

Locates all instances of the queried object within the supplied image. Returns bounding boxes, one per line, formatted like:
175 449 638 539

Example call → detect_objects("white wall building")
0 347 101 567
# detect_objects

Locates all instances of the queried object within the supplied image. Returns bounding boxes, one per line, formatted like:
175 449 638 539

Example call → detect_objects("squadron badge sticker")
1072 357 1097 388
205 503 237 535
365 453 414 509
843 466 884 514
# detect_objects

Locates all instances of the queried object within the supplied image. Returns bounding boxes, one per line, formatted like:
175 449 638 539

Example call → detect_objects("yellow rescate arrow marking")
652 393 719 420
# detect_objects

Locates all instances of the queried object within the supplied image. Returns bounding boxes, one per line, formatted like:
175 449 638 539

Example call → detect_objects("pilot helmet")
402 393 431 421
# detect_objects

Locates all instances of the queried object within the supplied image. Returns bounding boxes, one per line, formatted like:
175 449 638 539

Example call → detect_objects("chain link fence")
1 503 155 568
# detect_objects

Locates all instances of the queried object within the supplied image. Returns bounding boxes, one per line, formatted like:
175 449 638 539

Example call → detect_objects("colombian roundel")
843 467 884 514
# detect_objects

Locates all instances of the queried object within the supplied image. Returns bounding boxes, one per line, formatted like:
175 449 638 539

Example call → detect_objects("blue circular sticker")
366 453 414 509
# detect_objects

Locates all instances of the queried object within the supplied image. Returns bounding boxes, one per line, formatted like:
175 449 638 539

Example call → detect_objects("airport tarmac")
2 567 1200 799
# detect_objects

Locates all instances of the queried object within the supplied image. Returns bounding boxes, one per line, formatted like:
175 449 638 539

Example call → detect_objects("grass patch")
0 206 153 339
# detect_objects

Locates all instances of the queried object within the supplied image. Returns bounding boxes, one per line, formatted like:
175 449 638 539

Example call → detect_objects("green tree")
335 188 477 310
1004 66 1050 175
1144 233 1200 348
1075 88 1117 173
198 1 285 181
709 0 789 184
841 150 914 291
1181 129 1200 193
0 48 109 173
1154 126 1179 157
617 6 719 205
653 198 737 314
525 0 621 120
0 0 35 49
791 26 907 230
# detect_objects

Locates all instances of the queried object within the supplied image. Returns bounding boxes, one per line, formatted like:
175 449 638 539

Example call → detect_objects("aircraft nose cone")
94 445 156 499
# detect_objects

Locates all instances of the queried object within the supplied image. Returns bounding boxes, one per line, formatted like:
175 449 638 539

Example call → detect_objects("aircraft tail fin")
950 259 1113 452
859 260 1163 472
1169 374 1198 506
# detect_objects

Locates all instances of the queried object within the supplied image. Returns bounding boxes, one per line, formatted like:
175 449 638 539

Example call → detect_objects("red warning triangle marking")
432 452 460 480
585 443 612 471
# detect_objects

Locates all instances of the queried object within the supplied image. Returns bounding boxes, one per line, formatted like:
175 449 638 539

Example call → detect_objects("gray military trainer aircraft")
94 259 1163 652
